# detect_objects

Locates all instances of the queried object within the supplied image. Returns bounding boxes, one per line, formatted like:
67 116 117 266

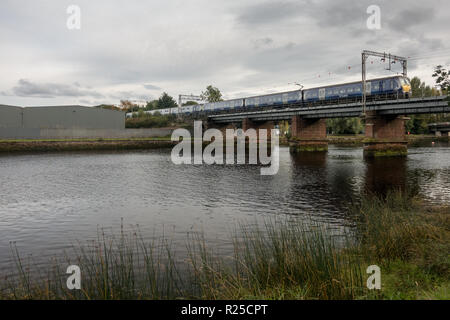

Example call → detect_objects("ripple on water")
0 146 449 270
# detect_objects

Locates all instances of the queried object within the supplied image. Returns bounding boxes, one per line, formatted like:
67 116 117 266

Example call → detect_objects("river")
0 141 449 272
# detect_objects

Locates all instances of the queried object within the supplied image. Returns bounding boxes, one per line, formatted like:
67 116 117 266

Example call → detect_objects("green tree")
157 92 178 109
405 116 429 134
432 65 449 93
410 76 437 98
410 77 422 98
201 85 223 102
182 101 198 106
406 75 445 134
145 100 159 110
326 118 363 135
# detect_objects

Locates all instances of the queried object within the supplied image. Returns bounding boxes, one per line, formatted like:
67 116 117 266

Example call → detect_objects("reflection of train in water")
126 76 411 118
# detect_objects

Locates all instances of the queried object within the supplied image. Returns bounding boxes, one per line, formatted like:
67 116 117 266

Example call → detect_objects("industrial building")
0 105 125 139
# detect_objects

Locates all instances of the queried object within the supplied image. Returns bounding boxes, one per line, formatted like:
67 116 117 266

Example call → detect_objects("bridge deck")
428 122 450 132
208 96 449 123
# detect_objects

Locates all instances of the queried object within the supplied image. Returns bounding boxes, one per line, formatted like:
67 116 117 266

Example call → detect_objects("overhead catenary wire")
243 48 450 96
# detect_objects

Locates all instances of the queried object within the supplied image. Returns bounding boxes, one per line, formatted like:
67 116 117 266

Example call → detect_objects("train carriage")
245 90 301 108
204 102 214 112
159 108 171 115
303 76 411 105
180 105 194 114
285 90 302 104
213 101 228 111
232 99 245 110
127 76 411 118
192 104 204 113
202 99 244 112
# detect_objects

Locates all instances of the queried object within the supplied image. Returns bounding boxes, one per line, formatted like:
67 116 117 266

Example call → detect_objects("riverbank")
1 191 448 300
0 134 448 153
327 134 449 145
0 138 175 153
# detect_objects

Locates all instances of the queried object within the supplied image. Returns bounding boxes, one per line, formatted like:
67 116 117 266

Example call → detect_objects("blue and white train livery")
303 76 411 104
126 76 412 118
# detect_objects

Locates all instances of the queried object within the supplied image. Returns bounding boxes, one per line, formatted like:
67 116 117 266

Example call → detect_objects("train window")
394 80 400 89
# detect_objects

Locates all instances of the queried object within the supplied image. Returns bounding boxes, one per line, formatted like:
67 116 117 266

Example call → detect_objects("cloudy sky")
1 0 449 106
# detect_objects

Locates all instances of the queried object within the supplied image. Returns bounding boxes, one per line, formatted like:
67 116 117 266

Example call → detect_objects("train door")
365 82 372 95
319 88 325 100
378 80 383 93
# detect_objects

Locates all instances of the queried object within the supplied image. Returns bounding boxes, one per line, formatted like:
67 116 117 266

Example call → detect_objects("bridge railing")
203 96 448 118
206 96 449 122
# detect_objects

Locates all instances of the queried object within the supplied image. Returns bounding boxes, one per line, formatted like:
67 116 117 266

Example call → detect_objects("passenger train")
126 76 411 118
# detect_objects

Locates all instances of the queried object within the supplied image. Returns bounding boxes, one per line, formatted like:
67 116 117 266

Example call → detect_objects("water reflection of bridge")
364 157 409 195
289 151 410 197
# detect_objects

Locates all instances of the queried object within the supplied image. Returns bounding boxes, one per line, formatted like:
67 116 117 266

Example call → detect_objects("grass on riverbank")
351 192 449 299
0 137 173 143
0 138 176 153
0 191 448 300
326 134 450 146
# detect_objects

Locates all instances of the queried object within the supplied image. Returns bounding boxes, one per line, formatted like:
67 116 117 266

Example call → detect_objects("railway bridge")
428 122 450 137
206 96 450 157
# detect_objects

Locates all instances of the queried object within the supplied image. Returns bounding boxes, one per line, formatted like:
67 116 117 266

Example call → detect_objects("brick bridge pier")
205 118 276 143
206 111 408 157
289 116 328 152
363 111 408 157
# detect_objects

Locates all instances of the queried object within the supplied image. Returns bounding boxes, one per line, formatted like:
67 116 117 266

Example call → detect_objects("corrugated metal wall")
0 105 125 139
0 105 124 129
22 106 124 129
0 105 23 128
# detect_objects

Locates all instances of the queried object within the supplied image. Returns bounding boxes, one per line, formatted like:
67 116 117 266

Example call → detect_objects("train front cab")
400 77 411 98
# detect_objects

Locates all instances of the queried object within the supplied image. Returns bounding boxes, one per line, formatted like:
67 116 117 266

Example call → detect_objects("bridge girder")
208 97 449 123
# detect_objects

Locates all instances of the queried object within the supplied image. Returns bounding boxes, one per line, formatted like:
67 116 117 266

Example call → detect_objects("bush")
126 114 174 128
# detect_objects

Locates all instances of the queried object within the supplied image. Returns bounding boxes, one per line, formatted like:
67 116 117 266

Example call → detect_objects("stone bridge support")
289 116 328 152
216 123 237 136
242 118 275 142
363 111 408 157
204 121 237 136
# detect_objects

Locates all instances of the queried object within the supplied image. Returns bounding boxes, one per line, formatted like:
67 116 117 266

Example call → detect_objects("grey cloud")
387 7 436 32
0 0 449 106
7 79 104 99
241 41 338 75
252 37 274 49
109 91 152 101
234 1 305 25
143 84 161 90
313 2 368 29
